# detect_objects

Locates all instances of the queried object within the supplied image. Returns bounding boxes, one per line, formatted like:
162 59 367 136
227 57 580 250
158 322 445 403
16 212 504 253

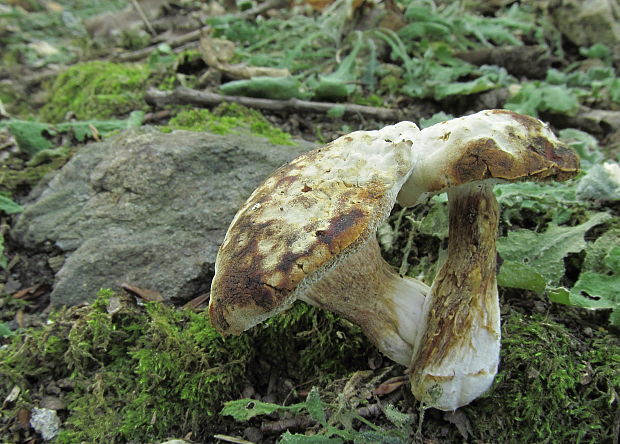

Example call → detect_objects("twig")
183 292 210 310
117 0 287 62
213 434 256 444
239 0 289 18
116 29 203 62
145 87 403 121
130 0 156 36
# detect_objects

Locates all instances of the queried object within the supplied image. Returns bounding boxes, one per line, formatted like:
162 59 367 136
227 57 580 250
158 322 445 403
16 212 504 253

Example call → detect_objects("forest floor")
0 1 619 443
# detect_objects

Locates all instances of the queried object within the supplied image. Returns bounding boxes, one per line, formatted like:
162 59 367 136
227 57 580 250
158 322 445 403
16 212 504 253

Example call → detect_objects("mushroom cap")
209 122 419 334
397 109 580 207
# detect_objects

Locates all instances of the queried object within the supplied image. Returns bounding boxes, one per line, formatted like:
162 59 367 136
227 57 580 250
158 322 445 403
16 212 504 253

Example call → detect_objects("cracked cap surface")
209 122 419 334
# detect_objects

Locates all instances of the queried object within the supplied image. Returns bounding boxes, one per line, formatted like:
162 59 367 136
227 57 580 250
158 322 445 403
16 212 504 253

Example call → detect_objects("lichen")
39 61 150 123
162 103 295 145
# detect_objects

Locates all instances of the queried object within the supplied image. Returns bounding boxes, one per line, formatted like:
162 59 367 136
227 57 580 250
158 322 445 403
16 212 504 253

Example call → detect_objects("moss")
0 155 70 194
0 291 370 442
163 103 295 145
39 61 150 123
253 302 372 385
461 310 620 443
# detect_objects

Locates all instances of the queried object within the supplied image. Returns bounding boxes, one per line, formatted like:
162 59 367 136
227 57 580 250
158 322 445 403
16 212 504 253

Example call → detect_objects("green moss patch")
39 61 150 123
463 310 620 443
0 291 370 442
163 103 295 145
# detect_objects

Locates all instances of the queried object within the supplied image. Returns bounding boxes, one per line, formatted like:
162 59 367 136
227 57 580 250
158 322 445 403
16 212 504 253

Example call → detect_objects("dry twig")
145 87 402 121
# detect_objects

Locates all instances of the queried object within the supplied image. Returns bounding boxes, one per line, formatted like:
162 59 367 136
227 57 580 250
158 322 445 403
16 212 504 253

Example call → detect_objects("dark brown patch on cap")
453 134 579 186
315 208 368 254
452 138 504 183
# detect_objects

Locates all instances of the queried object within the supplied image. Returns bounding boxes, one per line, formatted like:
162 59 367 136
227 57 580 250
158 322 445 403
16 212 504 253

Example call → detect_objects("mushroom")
397 110 579 410
208 110 579 410
209 121 429 366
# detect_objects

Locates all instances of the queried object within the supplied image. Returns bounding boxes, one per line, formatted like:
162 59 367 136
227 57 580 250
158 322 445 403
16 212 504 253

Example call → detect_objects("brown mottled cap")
209 122 419 334
397 109 580 207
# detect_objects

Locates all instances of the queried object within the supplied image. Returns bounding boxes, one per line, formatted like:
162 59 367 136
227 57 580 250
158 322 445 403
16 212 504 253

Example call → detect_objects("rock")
40 395 65 411
549 0 620 59
12 129 313 306
29 407 60 441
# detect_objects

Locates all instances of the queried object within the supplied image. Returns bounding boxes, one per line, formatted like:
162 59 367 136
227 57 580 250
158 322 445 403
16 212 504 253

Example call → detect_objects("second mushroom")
209 110 579 411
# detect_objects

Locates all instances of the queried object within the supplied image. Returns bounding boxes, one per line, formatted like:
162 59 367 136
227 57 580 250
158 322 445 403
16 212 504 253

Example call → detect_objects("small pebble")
30 407 61 441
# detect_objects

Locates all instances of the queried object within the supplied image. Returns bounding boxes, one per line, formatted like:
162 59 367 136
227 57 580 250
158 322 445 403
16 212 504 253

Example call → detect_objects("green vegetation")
162 103 295 145
466 311 620 443
1 0 619 442
0 0 127 69
223 387 413 443
39 61 150 122
221 311 620 443
0 111 144 157
0 291 370 442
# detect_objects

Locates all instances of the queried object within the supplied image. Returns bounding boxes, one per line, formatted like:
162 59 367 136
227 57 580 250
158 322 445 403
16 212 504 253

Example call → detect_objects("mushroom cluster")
208 110 579 411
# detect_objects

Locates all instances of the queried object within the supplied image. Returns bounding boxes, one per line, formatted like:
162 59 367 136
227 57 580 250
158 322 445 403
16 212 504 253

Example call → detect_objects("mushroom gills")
409 182 501 411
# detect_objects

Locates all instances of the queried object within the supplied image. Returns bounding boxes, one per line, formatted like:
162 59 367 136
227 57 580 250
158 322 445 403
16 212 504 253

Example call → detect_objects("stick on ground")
145 87 403 121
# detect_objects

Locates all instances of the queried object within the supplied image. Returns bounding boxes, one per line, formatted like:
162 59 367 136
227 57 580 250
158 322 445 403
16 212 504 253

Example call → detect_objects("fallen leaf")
16 407 30 429
199 35 290 80
443 410 473 439
2 385 20 409
183 292 210 310
372 375 407 396
121 283 164 302
12 284 42 300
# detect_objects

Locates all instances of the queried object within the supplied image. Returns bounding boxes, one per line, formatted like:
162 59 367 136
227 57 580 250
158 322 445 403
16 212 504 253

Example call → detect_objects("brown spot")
276 250 308 276
315 208 368 254
528 138 579 173
275 174 300 189
452 135 580 186
302 184 312 192
452 138 499 183
439 132 451 141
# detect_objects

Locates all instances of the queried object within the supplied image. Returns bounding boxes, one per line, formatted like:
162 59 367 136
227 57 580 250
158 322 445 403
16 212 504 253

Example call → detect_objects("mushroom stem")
300 236 429 366
409 182 501 410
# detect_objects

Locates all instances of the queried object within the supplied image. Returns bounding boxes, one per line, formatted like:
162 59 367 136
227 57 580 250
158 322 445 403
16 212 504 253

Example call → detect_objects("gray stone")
12 129 313 306
29 407 61 441
549 0 620 58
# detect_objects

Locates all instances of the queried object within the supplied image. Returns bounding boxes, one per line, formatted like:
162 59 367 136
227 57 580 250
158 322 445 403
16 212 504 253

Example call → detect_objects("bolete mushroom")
208 110 579 410
209 121 429 366
397 110 579 410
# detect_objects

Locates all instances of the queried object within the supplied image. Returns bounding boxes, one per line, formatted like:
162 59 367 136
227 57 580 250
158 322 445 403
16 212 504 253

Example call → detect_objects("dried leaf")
183 293 210 310
12 284 42 300
371 376 407 396
121 283 164 302
443 410 472 439
2 385 20 409
199 35 290 81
